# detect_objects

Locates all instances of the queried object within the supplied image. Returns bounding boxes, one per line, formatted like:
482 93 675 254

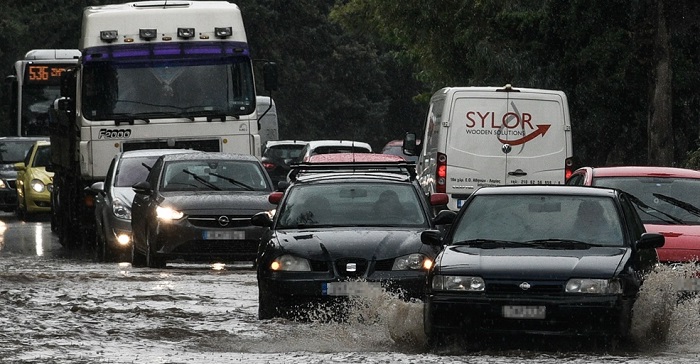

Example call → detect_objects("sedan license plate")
202 230 245 240
502 305 546 319
322 282 383 297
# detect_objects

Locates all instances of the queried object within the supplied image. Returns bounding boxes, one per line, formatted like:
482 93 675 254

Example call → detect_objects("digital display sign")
24 64 69 85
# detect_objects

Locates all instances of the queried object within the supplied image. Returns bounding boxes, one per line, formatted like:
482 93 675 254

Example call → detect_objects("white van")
404 85 573 210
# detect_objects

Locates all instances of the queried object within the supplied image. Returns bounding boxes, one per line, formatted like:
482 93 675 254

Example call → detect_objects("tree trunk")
648 0 673 166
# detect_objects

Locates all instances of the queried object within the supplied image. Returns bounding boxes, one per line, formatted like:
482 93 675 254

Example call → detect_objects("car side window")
619 193 645 239
566 174 583 185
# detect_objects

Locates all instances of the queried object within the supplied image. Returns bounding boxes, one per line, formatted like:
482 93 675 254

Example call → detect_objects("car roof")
305 140 372 150
160 151 260 162
308 153 405 163
585 166 700 179
119 148 195 159
265 140 307 147
474 185 620 198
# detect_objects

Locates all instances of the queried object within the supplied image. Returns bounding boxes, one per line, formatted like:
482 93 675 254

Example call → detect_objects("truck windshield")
81 57 255 121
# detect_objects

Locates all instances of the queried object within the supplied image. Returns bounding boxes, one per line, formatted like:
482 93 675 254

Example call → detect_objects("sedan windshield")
593 177 700 225
452 195 625 247
114 156 159 187
276 182 427 228
160 160 270 192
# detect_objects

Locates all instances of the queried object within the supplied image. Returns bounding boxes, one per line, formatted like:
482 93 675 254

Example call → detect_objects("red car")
567 166 700 263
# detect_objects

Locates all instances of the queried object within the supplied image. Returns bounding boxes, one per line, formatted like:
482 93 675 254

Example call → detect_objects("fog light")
116 233 131 246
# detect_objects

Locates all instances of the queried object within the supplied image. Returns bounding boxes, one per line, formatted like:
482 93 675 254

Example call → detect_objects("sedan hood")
436 246 629 280
646 223 700 262
112 187 136 208
160 191 274 214
274 229 430 261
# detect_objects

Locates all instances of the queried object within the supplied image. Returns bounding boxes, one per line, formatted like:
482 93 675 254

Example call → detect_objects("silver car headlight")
30 179 45 193
432 275 485 291
111 197 131 220
392 253 432 270
565 278 622 294
270 254 311 272
156 206 184 221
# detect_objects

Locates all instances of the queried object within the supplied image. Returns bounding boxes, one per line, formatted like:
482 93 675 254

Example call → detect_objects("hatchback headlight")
30 179 45 193
432 275 485 291
270 254 311 272
156 206 184 221
392 253 432 270
112 198 131 220
565 278 622 294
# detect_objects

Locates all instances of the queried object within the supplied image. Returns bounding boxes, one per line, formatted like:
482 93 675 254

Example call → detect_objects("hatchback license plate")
322 282 383 296
202 230 245 240
502 305 546 319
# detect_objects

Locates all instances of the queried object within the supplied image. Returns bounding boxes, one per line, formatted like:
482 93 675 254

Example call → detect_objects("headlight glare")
270 254 311 271
0 180 6 189
30 179 45 193
566 278 622 294
112 198 131 219
392 253 429 270
156 206 184 221
432 275 485 291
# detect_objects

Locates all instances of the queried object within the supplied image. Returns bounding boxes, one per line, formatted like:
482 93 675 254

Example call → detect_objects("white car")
299 140 372 162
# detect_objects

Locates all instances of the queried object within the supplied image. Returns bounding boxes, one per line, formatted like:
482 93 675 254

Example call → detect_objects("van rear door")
445 88 571 208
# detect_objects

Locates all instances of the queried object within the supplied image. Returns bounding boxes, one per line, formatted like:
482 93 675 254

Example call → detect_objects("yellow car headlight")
30 179 46 193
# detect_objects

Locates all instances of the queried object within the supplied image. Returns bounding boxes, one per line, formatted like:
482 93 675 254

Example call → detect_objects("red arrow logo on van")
498 124 551 146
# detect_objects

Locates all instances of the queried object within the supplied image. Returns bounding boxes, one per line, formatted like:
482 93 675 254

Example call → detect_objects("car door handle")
508 169 527 176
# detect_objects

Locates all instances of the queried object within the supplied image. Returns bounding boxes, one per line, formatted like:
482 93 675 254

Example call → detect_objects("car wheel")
131 234 146 267
93 227 105 262
258 284 281 320
145 228 166 268
16 194 28 222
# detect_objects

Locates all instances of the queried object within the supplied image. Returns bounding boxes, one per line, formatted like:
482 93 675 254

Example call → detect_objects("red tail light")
436 152 447 193
262 162 276 170
84 194 95 208
565 157 574 181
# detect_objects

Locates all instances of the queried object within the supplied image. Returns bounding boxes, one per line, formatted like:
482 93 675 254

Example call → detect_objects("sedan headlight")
112 198 131 220
156 206 184 221
270 254 311 271
31 179 46 193
565 278 622 294
392 253 432 270
432 275 485 291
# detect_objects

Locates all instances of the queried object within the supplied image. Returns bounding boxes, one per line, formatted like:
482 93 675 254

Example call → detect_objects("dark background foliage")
1 0 698 167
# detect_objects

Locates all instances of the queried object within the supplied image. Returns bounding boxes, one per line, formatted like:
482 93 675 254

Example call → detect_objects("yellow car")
15 140 53 220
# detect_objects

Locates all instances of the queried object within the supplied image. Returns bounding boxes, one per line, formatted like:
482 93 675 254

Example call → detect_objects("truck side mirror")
263 62 278 92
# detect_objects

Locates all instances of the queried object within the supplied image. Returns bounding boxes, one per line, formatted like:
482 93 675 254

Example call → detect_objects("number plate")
322 282 383 296
457 199 466 208
502 305 546 319
202 230 245 240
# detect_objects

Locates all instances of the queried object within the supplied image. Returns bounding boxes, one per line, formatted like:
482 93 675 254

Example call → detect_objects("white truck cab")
405 85 574 210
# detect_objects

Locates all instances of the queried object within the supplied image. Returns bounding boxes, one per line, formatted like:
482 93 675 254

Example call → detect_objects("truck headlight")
565 278 622 294
270 254 311 271
432 275 485 291
392 253 432 270
30 179 45 193
156 206 184 221
112 198 131 220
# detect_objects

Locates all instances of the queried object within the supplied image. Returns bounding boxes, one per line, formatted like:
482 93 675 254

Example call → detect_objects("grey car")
90 149 193 262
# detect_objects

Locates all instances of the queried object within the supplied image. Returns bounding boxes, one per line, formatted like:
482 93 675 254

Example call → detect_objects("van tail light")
436 152 447 193
565 157 574 181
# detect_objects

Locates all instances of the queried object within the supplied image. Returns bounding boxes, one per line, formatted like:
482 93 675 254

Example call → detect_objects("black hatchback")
421 185 664 348
252 158 450 319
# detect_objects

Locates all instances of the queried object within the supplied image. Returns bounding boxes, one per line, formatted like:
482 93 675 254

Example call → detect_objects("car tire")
131 234 146 267
258 284 281 320
93 226 105 263
145 228 166 269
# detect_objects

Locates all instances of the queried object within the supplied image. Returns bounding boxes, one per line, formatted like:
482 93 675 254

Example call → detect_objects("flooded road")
1 212 700 363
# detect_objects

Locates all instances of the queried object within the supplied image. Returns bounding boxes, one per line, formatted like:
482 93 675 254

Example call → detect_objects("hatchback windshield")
277 182 427 228
161 160 270 192
592 177 700 225
452 195 624 247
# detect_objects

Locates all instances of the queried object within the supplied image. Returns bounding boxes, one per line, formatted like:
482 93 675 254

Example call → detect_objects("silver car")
91 149 192 262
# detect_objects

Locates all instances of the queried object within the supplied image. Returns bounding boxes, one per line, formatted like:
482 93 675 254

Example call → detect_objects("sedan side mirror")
421 229 443 246
637 232 665 250
132 181 152 195
251 211 273 227
433 210 456 225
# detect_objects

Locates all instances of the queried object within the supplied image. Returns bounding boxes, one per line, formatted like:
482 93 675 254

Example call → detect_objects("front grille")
187 215 252 228
335 258 368 278
170 239 259 257
487 281 564 295
123 139 220 152
7 180 16 189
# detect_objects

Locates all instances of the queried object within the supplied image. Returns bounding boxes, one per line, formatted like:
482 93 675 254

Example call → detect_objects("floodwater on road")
1 215 700 363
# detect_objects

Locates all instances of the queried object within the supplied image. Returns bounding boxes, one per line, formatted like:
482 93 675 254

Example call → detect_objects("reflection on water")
0 220 6 250
34 224 43 256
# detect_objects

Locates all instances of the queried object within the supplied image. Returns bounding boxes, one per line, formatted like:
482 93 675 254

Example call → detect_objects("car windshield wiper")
526 239 603 249
208 172 255 191
181 169 221 191
628 194 685 224
653 193 700 218
452 239 531 249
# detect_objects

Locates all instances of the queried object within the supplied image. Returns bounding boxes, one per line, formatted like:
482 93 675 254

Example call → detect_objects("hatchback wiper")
628 194 685 225
526 239 603 249
182 169 221 191
452 239 531 249
653 193 700 218
208 172 254 191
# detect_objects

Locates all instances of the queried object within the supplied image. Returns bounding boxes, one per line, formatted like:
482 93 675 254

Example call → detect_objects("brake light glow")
565 157 574 181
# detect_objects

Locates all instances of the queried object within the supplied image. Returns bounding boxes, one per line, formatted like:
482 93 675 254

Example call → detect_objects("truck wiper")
628 194 685 224
452 239 531 249
181 169 221 191
208 172 254 191
653 193 700 218
526 239 603 249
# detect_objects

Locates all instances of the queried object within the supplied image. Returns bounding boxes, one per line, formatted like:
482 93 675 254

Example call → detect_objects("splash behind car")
131 152 275 268
15 140 53 220
0 137 47 212
421 185 664 348
567 166 700 264
252 158 450 319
